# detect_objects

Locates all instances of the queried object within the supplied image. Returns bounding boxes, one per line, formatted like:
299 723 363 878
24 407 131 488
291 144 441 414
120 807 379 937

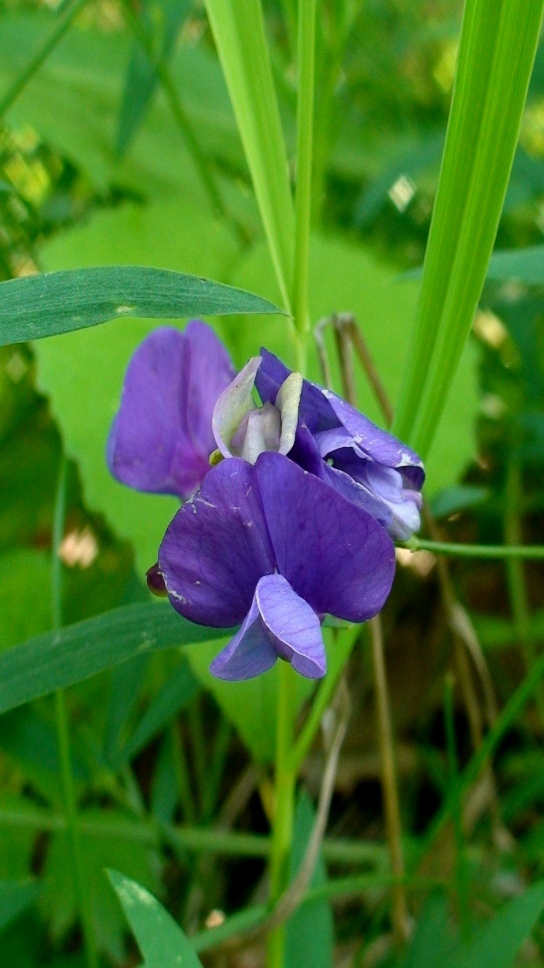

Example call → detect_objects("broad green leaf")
394 0 544 458
204 0 295 309
487 244 544 284
109 869 204 967
118 659 200 765
445 880 544 968
0 881 40 936
229 235 477 495
117 0 192 155
0 602 230 716
35 198 253 571
0 266 282 347
43 817 160 961
284 792 333 968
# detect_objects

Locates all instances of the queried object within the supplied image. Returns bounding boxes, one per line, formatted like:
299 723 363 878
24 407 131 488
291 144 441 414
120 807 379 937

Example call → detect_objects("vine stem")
408 537 544 559
52 459 98 968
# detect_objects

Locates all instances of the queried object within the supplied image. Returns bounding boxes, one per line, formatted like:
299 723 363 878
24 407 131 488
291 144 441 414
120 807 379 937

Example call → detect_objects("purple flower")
158 452 395 681
214 349 424 541
107 322 235 499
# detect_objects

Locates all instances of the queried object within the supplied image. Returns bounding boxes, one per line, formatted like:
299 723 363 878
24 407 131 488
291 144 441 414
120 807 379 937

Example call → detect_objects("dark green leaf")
284 791 333 968
0 267 284 346
108 870 204 967
0 603 231 716
445 880 544 968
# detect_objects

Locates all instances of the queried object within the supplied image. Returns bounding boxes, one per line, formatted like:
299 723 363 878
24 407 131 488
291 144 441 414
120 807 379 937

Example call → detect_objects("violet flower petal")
255 452 395 622
210 574 325 681
107 323 234 498
210 592 278 680
159 458 275 627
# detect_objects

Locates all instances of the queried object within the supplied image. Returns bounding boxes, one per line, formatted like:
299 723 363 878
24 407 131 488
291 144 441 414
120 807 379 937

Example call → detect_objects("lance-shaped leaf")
0 266 283 346
0 602 231 716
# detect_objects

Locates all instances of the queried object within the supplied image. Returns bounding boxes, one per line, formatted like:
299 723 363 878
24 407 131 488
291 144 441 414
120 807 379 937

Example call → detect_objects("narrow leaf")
0 603 231 716
0 266 284 346
117 0 192 155
204 0 295 309
394 0 544 457
109 869 204 968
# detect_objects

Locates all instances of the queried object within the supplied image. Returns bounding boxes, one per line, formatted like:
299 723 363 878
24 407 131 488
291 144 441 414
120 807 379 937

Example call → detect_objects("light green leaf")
445 880 544 968
0 602 230 716
284 792 333 968
0 266 282 347
394 0 544 458
109 869 204 967
204 0 295 309
229 234 477 495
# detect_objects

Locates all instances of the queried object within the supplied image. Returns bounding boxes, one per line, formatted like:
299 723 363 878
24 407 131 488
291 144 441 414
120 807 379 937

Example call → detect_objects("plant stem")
292 0 317 369
171 722 197 824
0 0 89 119
408 537 544 560
52 459 98 968
266 661 297 968
369 616 409 945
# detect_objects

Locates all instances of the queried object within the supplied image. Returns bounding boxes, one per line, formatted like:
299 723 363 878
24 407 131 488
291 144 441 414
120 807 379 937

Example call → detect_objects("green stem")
0 0 89 119
266 661 298 968
407 538 544 560
291 0 317 368
52 459 98 968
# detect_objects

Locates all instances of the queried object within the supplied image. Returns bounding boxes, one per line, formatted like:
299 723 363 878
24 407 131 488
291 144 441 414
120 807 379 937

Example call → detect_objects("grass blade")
394 0 544 458
0 603 231 716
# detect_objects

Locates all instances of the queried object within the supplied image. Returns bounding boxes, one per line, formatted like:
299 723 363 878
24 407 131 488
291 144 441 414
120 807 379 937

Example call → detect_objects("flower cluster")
108 323 424 681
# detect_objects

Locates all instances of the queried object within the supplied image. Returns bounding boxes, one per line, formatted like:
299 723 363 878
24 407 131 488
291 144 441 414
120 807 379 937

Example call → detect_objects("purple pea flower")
158 452 395 681
214 350 424 541
107 322 235 499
